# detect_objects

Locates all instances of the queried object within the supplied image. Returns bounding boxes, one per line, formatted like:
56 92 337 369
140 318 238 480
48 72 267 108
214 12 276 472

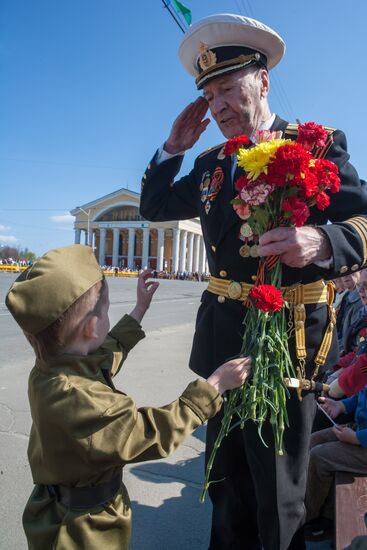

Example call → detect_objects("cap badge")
198 43 217 71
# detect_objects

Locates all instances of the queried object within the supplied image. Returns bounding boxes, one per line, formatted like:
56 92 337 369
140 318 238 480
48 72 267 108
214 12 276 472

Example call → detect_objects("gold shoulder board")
198 142 226 159
321 125 336 134
284 123 299 136
285 123 336 136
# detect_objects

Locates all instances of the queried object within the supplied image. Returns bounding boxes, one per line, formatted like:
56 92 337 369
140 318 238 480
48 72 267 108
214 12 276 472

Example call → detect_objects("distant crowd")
0 257 32 267
100 266 210 282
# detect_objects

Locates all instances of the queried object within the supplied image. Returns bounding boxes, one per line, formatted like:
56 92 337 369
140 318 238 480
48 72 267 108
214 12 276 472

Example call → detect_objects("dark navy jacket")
140 116 367 378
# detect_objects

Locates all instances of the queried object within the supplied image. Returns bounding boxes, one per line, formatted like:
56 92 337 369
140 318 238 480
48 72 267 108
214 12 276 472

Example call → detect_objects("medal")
239 222 253 240
205 201 211 214
217 146 226 160
200 171 211 203
207 166 224 201
250 244 259 258
239 244 251 257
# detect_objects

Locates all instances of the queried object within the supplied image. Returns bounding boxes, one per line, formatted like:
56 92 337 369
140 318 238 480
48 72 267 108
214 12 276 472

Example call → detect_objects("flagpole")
161 0 186 33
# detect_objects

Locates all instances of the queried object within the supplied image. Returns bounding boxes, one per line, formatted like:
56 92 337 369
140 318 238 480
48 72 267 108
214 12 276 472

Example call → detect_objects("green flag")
172 0 192 25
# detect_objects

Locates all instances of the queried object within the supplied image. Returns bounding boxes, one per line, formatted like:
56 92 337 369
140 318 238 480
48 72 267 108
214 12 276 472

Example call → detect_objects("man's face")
341 272 360 292
203 67 267 138
357 270 367 304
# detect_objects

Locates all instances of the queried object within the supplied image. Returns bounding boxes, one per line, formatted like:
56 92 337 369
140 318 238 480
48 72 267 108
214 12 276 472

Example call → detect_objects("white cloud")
49 213 74 224
0 235 18 244
0 224 11 231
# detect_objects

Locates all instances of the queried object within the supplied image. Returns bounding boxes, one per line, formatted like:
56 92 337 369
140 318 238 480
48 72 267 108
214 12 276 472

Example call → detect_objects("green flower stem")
201 258 296 501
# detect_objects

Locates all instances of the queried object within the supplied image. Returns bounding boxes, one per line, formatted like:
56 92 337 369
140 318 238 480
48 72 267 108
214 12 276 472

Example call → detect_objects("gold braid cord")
287 282 336 400
288 285 307 380
313 282 336 378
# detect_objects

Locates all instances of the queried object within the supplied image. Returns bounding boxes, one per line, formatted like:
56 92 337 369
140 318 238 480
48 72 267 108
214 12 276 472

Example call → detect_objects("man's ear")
260 69 269 98
83 315 99 340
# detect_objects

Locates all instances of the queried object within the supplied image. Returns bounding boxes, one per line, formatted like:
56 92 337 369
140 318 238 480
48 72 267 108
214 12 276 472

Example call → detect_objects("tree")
0 245 36 261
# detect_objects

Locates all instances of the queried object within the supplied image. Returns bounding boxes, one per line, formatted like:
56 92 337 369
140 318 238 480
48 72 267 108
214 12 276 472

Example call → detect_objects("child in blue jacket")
304 385 367 541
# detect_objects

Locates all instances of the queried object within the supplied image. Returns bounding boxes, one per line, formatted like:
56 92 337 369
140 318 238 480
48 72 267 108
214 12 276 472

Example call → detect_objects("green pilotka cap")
6 244 103 334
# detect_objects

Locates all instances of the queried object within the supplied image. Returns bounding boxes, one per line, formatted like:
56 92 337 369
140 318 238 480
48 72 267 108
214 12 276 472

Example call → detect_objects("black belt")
45 472 122 510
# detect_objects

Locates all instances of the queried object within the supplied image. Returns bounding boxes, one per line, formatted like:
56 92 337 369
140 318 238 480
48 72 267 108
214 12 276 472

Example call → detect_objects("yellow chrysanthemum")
237 139 292 180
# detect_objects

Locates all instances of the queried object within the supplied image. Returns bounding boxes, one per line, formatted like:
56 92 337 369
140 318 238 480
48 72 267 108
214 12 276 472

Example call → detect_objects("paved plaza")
0 274 331 550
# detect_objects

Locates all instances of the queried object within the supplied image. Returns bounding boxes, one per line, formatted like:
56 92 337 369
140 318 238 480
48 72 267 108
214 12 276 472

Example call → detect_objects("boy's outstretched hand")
129 270 159 323
207 357 252 395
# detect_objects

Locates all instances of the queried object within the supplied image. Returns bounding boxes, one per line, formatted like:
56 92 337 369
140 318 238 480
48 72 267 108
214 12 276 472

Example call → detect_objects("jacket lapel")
270 115 289 134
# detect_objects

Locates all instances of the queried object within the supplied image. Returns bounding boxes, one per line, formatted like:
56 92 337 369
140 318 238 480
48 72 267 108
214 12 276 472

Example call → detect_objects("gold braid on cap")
196 53 261 87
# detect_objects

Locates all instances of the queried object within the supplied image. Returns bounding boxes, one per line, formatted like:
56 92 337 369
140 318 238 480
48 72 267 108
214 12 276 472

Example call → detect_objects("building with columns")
70 188 208 273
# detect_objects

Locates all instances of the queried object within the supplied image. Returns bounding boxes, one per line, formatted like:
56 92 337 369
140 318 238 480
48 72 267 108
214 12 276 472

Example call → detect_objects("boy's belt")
207 276 329 303
45 472 122 510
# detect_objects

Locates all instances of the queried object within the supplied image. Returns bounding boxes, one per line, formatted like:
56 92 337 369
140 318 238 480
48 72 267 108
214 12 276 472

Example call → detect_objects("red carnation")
269 143 311 187
297 122 328 151
223 135 250 155
250 284 284 312
235 174 251 192
314 159 340 193
295 169 319 199
282 196 310 227
315 191 330 210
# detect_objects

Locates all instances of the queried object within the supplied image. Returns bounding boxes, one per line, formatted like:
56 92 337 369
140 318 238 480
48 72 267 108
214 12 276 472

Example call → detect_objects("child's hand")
332 425 360 445
207 357 252 395
129 271 159 323
318 396 346 419
137 270 159 309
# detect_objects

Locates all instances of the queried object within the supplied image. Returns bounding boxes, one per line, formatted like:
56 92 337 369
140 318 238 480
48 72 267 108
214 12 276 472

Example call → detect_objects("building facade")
70 188 207 273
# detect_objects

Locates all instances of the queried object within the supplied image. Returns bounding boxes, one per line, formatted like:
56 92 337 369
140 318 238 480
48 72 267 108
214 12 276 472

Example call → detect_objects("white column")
179 230 188 272
193 234 200 273
112 228 120 267
157 228 165 271
74 228 81 244
128 228 135 269
199 238 207 275
187 232 194 273
88 227 93 247
142 228 149 269
99 228 106 266
172 229 180 273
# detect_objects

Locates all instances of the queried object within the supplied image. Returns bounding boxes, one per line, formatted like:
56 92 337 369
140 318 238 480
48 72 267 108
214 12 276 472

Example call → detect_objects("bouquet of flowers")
201 123 340 502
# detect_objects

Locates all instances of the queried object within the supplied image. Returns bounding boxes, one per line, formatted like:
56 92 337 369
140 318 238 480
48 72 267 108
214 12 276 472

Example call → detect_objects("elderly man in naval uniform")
140 14 367 550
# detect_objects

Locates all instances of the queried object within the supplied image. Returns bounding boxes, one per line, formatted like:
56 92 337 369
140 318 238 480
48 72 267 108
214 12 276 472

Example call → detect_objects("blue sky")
1 0 367 256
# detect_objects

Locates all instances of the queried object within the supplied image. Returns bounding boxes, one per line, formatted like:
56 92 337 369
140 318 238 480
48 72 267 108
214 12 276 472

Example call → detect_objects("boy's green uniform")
5 245 223 549
23 314 222 549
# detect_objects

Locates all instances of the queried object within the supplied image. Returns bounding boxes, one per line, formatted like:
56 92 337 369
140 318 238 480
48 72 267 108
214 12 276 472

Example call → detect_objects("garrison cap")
179 14 285 90
6 244 103 334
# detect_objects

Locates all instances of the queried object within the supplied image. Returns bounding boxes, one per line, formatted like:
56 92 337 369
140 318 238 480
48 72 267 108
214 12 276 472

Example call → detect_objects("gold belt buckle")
227 281 242 300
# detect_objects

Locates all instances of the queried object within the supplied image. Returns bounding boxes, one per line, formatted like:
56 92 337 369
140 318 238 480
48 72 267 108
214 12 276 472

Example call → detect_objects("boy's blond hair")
25 278 107 362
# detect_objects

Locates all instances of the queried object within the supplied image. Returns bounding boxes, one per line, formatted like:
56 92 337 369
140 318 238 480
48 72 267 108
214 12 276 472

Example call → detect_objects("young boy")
304 387 367 541
6 244 251 550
